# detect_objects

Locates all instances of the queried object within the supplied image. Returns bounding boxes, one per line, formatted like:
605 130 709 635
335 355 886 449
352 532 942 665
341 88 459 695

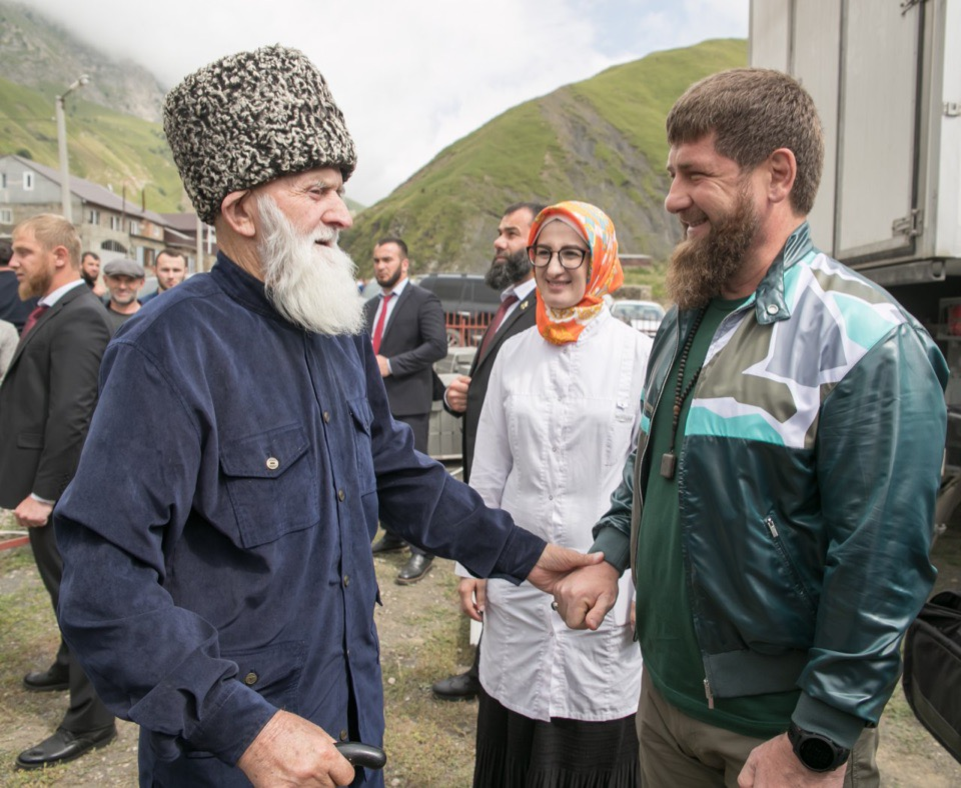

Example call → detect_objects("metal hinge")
892 209 923 237
946 102 961 117
900 0 926 15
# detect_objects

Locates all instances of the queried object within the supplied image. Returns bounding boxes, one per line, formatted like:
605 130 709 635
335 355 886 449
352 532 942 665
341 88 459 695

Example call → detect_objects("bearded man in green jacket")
553 68 948 788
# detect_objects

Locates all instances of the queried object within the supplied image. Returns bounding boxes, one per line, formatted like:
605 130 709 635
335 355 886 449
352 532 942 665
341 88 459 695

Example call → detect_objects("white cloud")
19 0 748 204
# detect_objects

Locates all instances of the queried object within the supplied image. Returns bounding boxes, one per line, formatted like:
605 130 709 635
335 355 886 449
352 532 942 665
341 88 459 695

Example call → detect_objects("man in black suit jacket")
364 237 447 583
0 214 116 769
432 201 544 701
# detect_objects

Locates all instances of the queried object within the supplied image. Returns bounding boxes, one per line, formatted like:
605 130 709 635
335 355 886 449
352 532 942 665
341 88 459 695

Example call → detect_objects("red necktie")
371 292 393 355
478 294 519 358
21 304 49 337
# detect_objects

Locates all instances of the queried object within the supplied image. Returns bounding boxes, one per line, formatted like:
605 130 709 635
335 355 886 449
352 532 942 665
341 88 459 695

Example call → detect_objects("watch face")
798 737 836 771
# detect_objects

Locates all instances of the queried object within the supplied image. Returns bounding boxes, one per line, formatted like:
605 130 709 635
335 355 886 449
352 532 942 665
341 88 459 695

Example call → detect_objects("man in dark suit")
364 237 447 583
432 201 544 700
0 214 116 769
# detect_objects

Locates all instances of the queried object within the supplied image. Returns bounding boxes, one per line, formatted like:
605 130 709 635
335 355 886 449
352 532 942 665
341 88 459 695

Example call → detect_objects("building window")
88 209 101 225
129 220 140 236
23 172 34 190
109 215 122 231
101 239 127 253
1 173 6 188
0 209 12 224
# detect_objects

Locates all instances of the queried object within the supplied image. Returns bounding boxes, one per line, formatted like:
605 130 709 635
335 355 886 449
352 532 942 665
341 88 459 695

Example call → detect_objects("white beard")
257 194 365 336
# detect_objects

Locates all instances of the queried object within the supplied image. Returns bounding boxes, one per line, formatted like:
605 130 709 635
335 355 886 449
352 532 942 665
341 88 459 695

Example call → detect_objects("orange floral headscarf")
530 201 624 345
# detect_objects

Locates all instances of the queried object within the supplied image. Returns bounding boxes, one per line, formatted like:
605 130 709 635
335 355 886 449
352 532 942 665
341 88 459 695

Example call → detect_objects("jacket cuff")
590 526 631 573
792 693 866 750
192 680 278 764
491 527 547 584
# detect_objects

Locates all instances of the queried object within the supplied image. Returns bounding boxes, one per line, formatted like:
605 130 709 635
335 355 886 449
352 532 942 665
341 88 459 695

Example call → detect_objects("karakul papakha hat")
163 44 357 225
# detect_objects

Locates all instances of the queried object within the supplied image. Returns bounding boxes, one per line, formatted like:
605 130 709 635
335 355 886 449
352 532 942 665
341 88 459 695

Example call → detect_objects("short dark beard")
485 248 531 291
666 186 761 311
376 267 403 290
81 271 96 287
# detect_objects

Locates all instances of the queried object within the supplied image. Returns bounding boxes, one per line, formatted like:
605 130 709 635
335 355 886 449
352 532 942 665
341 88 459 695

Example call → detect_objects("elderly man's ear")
220 190 257 238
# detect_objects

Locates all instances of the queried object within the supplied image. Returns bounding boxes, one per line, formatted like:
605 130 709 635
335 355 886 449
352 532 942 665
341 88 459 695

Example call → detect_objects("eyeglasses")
526 245 589 270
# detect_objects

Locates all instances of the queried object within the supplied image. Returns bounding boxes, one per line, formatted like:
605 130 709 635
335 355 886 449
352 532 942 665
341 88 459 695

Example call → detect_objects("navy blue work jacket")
54 254 545 786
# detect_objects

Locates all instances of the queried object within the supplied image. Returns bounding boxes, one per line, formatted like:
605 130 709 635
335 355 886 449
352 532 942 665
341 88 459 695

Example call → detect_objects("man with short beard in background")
50 45 602 788
141 248 188 303
552 68 948 787
431 200 543 701
365 237 447 585
79 251 105 297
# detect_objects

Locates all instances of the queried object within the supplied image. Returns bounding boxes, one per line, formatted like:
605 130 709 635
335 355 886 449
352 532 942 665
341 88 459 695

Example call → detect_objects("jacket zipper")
703 678 715 709
764 516 816 612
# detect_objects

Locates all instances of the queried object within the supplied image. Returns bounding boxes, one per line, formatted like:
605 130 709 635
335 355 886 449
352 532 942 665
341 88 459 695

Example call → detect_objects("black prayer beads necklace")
660 307 707 480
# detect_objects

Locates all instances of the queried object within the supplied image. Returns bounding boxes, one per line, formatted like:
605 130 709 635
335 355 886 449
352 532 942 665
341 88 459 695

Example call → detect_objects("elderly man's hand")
238 710 355 787
738 733 846 788
526 544 605 596
14 496 54 529
458 578 487 621
445 375 471 413
376 355 391 377
552 561 621 631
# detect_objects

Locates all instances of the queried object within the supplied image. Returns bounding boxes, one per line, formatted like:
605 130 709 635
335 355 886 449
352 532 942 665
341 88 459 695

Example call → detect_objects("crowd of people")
0 42 950 788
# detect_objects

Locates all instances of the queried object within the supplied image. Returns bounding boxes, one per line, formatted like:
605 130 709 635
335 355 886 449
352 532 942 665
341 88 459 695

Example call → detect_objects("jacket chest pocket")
347 397 377 494
220 424 320 548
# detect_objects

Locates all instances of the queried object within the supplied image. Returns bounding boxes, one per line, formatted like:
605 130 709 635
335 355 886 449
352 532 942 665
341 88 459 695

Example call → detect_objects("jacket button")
337 489 346 501
243 672 258 686
343 574 350 587
323 411 331 423
340 730 349 741
766 304 779 315
266 457 280 470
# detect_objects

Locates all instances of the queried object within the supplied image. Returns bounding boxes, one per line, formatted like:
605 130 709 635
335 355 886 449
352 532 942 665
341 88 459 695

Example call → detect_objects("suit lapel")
9 285 82 369
472 293 534 372
382 285 411 340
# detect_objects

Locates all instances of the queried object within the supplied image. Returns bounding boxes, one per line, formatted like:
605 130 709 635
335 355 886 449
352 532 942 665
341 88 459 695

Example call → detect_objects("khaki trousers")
637 670 879 787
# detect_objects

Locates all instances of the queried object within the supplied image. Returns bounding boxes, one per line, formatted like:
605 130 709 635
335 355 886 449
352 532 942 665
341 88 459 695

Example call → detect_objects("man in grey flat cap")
101 258 145 334
52 45 602 787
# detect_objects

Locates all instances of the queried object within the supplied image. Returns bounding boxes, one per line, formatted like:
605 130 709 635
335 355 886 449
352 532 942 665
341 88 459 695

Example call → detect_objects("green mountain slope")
0 76 186 212
341 38 746 276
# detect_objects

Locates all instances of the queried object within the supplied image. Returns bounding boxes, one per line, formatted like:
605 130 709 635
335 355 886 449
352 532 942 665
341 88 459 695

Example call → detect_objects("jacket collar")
210 251 284 322
752 221 814 325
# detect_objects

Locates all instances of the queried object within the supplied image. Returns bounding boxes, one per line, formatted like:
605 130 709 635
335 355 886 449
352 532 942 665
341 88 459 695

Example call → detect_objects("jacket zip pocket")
764 516 816 614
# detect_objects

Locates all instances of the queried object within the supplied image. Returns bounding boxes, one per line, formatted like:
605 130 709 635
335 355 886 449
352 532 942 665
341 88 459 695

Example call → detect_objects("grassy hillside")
0 76 185 212
342 38 746 276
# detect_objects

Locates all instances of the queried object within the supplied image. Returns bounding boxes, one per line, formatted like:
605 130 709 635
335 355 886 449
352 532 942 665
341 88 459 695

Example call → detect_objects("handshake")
529 545 623 631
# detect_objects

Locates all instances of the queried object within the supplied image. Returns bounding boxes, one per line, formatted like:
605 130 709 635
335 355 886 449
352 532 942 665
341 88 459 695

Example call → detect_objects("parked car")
610 299 665 335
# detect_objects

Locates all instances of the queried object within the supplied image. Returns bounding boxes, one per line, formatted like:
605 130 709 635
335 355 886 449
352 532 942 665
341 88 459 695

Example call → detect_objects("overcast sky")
23 0 748 205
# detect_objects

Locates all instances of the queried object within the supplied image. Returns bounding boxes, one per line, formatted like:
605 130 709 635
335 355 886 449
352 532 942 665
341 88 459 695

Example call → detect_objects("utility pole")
55 74 90 222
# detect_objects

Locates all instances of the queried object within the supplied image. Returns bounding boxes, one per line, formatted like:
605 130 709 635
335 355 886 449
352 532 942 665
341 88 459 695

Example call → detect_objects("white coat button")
266 457 279 470
766 304 779 315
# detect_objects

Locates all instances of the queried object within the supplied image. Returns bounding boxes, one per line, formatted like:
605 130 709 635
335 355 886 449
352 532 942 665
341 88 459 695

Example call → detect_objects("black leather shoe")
16 725 117 770
371 535 407 554
23 665 70 692
432 670 480 701
396 554 433 585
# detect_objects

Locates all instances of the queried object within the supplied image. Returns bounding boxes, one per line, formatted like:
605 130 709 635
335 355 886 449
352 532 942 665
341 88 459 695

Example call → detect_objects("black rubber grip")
334 741 387 770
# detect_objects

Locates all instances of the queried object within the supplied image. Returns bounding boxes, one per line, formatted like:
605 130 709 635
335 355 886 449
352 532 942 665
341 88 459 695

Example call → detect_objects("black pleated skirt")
472 687 640 788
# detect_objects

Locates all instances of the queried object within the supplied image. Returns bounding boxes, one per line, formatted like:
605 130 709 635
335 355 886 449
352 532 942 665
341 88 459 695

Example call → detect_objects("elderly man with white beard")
51 46 603 788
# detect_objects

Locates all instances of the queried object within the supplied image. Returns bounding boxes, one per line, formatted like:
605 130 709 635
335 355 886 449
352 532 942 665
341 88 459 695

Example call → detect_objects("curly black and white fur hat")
163 45 357 225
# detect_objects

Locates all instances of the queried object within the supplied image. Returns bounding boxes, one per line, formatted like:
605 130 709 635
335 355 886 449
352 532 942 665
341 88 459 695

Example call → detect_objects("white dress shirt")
468 309 652 722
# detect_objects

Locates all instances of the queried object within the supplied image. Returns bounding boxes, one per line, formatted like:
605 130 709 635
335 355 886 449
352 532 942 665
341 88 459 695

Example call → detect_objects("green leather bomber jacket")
592 223 949 748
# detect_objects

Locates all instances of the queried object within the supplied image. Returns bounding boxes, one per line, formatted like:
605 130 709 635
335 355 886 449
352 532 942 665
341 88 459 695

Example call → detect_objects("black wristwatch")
787 722 851 772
